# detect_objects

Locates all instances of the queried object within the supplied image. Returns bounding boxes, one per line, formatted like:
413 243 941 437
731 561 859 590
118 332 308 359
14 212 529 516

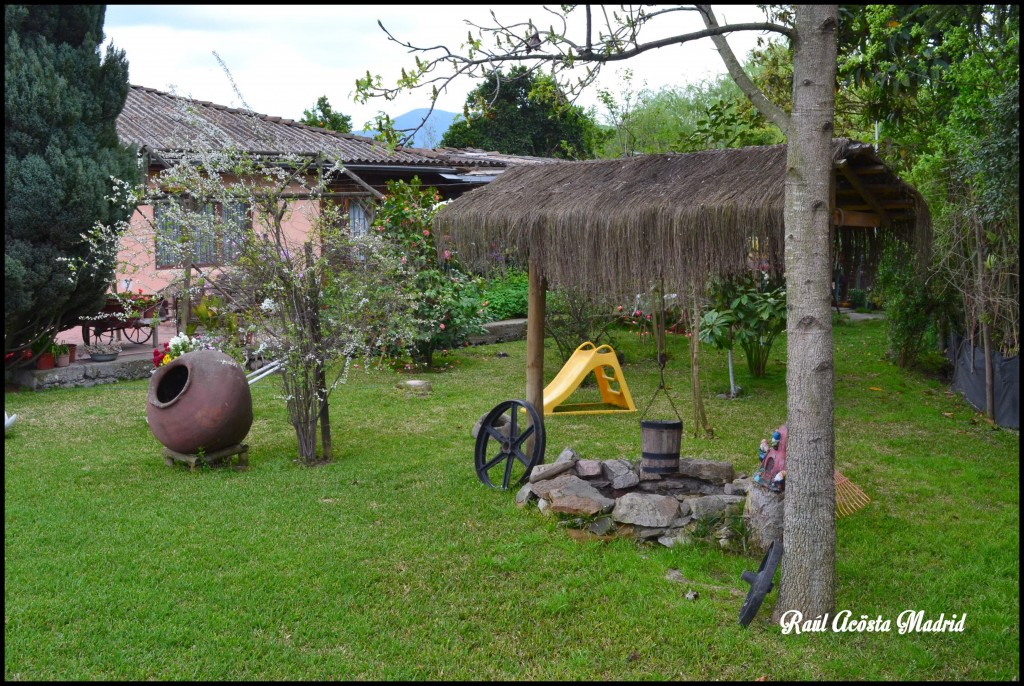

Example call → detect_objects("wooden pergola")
433 139 932 412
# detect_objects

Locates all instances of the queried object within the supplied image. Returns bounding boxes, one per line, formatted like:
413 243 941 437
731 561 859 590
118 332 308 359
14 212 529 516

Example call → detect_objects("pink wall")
114 170 329 297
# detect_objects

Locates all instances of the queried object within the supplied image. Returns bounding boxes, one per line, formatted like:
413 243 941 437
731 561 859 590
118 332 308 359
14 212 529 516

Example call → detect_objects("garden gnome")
754 425 787 492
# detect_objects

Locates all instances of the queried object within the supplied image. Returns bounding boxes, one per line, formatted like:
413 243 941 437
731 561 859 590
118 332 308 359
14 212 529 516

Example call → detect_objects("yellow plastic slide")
543 342 636 415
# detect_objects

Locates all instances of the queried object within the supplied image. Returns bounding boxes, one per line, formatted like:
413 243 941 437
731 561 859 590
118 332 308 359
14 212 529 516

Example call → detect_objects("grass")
4 320 1019 680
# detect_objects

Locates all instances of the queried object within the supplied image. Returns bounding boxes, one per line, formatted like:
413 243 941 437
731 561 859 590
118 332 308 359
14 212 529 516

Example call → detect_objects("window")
155 199 249 268
349 200 374 238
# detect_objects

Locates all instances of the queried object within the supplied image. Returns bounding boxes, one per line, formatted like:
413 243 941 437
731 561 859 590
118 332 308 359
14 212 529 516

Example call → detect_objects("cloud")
103 5 770 128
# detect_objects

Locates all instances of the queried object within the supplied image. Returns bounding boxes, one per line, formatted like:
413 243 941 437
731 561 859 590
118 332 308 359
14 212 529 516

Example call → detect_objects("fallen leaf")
868 386 883 391
942 412 954 418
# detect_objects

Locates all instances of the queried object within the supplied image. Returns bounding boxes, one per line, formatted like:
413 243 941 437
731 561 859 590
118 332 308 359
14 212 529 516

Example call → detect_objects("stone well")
516 447 753 549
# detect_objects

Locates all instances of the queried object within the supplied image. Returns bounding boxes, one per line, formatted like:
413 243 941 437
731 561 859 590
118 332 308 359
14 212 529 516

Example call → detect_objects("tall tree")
358 4 839 620
300 95 352 133
838 5 1019 411
441 66 604 158
5 5 139 358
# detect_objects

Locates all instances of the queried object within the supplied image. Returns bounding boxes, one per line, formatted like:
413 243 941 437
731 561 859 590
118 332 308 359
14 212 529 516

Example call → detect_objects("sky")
102 5 772 131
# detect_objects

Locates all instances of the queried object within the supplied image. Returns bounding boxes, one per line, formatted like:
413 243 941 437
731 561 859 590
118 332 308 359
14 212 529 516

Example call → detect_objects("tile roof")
117 85 461 168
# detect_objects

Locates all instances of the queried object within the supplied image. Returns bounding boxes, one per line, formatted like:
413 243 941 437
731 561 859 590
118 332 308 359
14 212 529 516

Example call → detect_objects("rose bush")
373 178 486 367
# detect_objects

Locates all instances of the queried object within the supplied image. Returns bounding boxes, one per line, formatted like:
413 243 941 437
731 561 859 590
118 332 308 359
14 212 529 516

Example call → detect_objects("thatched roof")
434 138 930 297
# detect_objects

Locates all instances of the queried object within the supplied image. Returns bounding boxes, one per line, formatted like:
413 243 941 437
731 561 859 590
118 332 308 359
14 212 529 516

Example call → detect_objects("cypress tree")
5 5 138 356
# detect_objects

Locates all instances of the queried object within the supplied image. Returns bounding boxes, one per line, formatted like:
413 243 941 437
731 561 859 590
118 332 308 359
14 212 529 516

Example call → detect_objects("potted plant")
84 342 122 362
32 338 54 370
52 342 71 368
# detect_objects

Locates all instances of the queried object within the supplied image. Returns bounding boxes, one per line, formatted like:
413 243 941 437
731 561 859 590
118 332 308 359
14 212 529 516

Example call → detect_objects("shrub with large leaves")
700 274 786 378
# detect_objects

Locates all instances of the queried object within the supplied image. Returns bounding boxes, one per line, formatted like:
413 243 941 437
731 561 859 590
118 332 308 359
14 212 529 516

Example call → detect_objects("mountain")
355 108 459 149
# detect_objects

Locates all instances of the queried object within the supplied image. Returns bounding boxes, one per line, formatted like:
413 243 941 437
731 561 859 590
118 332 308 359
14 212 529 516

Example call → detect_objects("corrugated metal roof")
117 85 459 167
429 147 562 167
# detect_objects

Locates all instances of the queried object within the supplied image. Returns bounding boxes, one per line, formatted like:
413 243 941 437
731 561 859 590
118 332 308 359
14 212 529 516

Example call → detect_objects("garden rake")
834 470 871 518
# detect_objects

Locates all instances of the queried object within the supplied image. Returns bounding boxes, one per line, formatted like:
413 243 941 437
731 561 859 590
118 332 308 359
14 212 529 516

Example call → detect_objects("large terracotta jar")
147 349 253 454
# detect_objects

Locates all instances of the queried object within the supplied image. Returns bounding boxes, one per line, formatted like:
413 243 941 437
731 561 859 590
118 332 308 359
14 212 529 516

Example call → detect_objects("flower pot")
68 344 77 363
35 352 55 370
55 353 71 368
90 352 119 362
147 349 253 454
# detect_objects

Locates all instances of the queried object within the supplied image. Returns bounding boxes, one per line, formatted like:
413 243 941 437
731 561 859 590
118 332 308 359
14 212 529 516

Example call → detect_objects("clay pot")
35 352 55 370
147 349 253 454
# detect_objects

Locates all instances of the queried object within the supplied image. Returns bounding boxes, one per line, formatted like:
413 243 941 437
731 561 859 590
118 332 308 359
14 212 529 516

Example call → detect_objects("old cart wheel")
474 400 545 489
738 539 784 627
91 327 116 344
123 324 153 344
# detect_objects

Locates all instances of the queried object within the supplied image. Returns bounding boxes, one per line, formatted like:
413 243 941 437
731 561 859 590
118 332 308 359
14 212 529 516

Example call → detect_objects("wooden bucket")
640 419 682 474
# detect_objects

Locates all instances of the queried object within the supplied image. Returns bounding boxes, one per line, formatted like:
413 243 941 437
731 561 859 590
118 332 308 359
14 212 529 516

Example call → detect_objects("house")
113 85 549 296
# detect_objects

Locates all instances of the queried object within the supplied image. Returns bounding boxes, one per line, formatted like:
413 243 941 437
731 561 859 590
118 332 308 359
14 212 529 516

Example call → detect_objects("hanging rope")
639 284 683 423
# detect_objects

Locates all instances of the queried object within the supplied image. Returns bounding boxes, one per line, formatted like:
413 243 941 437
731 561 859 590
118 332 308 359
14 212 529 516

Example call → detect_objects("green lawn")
4 320 1019 680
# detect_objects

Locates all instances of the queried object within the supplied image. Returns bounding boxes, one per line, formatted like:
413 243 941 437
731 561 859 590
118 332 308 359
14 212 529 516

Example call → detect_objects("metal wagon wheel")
89 326 117 345
473 400 545 490
123 323 153 344
738 539 784 627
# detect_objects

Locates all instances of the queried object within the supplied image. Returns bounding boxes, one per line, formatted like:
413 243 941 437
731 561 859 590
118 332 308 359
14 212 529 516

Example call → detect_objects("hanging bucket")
640 419 682 474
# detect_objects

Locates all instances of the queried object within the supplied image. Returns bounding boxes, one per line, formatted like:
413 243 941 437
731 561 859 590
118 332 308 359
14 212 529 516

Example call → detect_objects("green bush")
848 288 868 309
481 269 529 321
876 240 936 368
700 273 786 378
545 288 617 364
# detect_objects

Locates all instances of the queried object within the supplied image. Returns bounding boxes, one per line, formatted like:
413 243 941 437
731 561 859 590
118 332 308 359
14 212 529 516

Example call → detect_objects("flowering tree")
114 80 415 466
372 178 486 368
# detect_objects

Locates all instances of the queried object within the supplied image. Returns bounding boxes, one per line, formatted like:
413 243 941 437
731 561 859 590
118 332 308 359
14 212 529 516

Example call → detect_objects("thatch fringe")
435 139 930 298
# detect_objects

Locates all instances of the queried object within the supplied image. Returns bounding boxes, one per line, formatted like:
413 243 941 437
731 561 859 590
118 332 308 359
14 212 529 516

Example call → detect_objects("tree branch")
696 5 791 135
360 6 794 146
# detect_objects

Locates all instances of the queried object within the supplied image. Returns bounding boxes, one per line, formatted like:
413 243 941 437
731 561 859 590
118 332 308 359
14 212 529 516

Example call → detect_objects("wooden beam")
833 209 881 228
850 164 887 174
836 186 898 197
837 163 891 226
340 166 385 200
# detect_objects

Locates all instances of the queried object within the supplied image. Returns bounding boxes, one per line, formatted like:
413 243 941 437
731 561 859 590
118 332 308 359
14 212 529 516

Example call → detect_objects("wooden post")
526 260 546 413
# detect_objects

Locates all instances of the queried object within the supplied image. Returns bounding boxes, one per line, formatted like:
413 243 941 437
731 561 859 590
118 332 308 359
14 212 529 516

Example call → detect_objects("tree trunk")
306 242 332 462
727 349 736 397
180 263 192 334
773 4 838 623
690 289 713 438
973 217 995 422
746 485 785 556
